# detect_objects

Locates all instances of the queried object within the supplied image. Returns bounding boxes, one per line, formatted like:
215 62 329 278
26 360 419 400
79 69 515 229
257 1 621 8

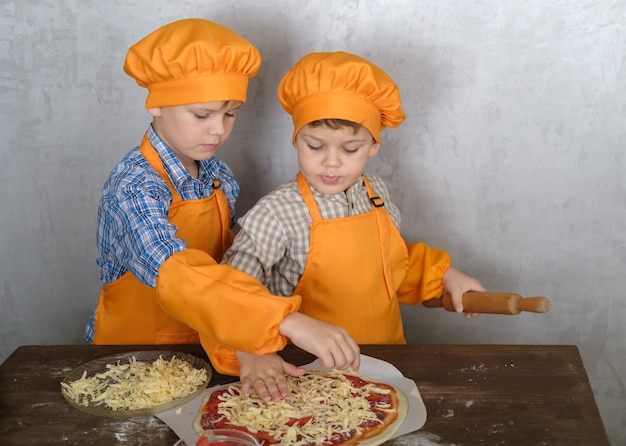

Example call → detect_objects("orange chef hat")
124 18 261 108
277 51 405 143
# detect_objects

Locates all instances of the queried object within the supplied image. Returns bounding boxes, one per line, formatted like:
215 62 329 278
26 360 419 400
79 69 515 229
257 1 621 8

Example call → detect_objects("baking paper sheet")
156 354 427 441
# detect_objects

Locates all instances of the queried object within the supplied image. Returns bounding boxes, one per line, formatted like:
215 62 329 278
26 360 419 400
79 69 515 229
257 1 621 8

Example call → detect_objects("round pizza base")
194 370 409 445
356 387 408 445
304 370 409 446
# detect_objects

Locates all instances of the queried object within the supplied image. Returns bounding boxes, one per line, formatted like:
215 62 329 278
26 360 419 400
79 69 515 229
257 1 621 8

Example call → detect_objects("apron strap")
139 132 183 204
297 172 386 220
363 176 398 299
297 172 323 221
363 178 385 208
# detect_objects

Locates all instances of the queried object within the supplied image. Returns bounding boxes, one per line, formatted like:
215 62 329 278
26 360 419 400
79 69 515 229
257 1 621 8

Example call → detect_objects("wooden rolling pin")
422 291 552 314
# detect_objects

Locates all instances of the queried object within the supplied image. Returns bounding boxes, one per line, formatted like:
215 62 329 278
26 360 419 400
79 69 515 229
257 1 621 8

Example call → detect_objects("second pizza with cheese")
194 370 407 445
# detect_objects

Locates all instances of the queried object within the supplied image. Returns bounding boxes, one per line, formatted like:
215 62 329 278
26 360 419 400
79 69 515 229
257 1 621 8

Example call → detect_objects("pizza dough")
194 370 408 445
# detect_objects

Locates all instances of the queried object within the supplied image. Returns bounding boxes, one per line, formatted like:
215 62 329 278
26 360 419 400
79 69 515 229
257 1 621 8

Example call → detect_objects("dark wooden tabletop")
0 344 609 445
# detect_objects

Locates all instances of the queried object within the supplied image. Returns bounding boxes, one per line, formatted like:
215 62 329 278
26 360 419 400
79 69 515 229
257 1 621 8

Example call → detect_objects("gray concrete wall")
1 1 623 443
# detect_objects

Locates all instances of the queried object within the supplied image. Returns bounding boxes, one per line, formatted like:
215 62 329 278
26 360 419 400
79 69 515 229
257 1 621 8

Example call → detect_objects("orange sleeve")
155 249 301 365
199 334 243 376
396 242 451 305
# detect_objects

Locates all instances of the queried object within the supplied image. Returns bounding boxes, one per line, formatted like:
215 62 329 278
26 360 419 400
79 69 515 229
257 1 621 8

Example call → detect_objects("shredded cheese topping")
214 370 396 445
61 355 207 411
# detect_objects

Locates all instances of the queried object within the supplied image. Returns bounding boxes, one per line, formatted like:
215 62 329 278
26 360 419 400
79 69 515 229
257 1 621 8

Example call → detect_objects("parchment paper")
156 354 427 441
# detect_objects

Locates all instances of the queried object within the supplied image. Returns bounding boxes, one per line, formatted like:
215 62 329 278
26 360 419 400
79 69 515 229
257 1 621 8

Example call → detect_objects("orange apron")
93 133 234 344
293 173 409 344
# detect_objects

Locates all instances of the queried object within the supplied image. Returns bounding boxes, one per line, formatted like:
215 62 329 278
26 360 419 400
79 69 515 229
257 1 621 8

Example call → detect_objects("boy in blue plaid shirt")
84 19 360 402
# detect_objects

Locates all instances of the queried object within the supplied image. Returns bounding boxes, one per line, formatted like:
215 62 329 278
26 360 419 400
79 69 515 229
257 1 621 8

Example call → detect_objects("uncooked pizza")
194 369 408 445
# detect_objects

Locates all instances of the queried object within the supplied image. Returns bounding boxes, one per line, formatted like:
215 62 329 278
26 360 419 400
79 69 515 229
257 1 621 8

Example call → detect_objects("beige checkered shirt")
222 174 402 296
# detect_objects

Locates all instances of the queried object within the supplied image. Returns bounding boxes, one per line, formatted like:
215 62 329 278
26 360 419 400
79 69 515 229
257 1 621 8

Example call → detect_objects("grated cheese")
214 370 396 445
61 355 207 411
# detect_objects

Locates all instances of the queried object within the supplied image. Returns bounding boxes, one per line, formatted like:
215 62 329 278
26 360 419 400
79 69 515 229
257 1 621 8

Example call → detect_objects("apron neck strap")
297 172 384 222
296 172 323 221
139 132 182 202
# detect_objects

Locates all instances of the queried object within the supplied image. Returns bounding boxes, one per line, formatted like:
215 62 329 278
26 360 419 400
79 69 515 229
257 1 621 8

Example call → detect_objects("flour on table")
392 431 460 446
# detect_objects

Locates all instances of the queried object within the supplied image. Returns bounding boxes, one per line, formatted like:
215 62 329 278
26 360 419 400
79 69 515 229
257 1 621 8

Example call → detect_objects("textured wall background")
1 1 624 443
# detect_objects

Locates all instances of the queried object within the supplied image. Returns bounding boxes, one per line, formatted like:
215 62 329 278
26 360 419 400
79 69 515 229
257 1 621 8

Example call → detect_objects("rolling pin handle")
517 296 552 313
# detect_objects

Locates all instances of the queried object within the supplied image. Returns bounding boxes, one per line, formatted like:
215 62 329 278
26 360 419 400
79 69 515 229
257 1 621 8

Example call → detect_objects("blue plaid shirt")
85 125 239 342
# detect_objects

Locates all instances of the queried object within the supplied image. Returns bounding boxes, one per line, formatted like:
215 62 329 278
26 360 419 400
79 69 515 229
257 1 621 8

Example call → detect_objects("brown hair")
307 118 362 135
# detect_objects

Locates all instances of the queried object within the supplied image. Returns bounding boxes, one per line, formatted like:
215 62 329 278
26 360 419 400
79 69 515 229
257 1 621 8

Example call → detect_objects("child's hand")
279 312 361 371
442 267 486 319
236 351 306 402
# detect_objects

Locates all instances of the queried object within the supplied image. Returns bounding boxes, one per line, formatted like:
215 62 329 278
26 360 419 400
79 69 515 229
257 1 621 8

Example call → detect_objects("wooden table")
0 344 609 445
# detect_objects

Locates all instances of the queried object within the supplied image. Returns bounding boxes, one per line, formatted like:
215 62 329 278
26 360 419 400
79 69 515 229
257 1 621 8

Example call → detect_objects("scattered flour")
393 431 460 446
106 417 172 443
460 363 488 373
50 366 73 378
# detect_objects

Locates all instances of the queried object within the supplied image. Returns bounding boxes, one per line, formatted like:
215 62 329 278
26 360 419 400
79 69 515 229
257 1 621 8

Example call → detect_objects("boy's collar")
147 125 206 186
307 175 365 199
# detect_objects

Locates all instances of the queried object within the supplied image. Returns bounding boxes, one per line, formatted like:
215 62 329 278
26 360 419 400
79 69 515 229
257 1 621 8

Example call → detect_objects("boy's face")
294 123 380 195
148 101 242 173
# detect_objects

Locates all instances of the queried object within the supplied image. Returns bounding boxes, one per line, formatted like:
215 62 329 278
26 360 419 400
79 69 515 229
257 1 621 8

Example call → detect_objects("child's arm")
396 242 451 304
279 312 361 371
235 351 306 402
235 314 361 400
157 250 360 375
396 243 485 318
156 249 302 354
201 310 360 377
441 267 486 319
